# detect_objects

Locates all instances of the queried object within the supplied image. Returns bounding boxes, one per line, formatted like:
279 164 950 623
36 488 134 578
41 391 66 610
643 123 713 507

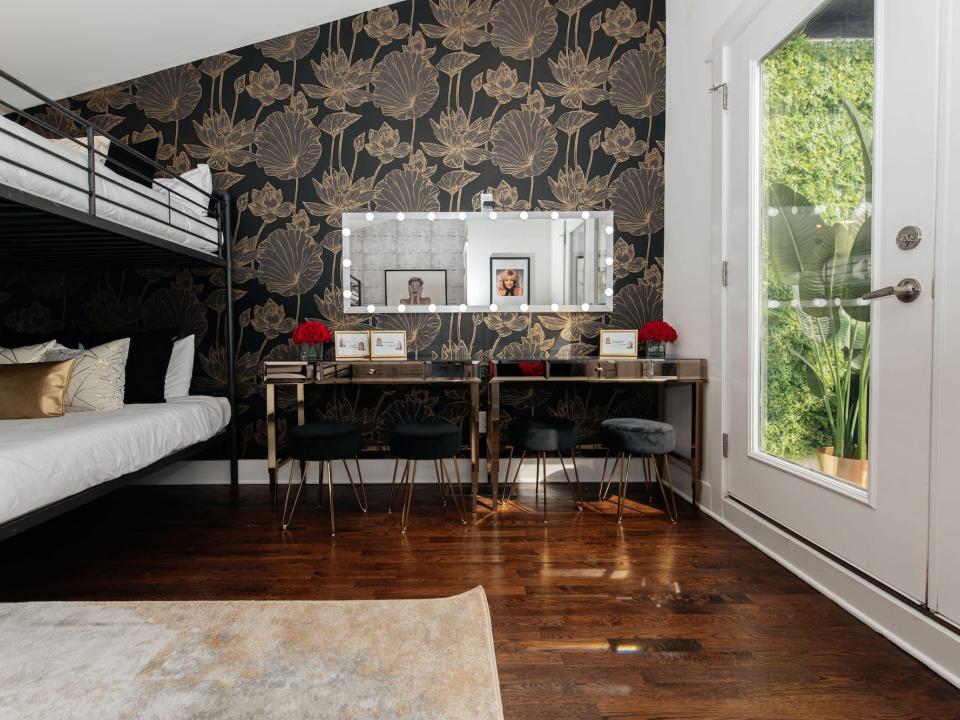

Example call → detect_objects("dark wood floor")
1 483 958 719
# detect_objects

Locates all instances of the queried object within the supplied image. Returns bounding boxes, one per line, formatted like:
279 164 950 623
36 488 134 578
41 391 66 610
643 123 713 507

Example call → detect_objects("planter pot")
817 447 868 488
644 340 666 359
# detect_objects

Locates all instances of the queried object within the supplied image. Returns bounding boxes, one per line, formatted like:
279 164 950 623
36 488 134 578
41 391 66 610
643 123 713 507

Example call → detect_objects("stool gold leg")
355 458 368 511
440 459 467 525
341 459 367 512
282 460 309 530
326 460 336 537
570 450 584 507
653 453 678 523
599 452 621 501
503 451 525 504
434 459 447 506
541 452 548 525
501 447 515 506
317 461 324 508
451 456 468 519
617 454 632 525
401 460 417 534
387 459 403 513
642 455 654 502
558 454 582 511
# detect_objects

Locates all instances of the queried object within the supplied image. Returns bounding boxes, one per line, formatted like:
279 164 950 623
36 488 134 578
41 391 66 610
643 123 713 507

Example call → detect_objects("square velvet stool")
282 422 368 535
387 422 467 533
500 416 583 524
598 418 679 524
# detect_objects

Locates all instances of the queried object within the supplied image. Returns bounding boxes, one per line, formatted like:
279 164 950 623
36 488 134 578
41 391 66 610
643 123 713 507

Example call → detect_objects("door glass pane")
759 0 874 488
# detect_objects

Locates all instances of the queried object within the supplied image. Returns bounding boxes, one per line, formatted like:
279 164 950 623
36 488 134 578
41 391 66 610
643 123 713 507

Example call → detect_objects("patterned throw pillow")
44 338 130 412
0 340 57 365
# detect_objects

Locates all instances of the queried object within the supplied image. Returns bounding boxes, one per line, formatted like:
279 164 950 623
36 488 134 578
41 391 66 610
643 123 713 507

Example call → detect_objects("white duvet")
0 115 220 253
0 396 230 525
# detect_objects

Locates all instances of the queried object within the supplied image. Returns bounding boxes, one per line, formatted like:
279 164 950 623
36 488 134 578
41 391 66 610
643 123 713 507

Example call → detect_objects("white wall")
663 0 741 507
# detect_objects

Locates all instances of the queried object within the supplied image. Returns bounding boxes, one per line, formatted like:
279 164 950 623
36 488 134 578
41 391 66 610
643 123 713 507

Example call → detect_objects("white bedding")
0 396 230 525
0 116 221 254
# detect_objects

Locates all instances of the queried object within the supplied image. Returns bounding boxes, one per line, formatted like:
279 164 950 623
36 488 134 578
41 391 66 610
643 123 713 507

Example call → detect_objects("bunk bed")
0 68 239 540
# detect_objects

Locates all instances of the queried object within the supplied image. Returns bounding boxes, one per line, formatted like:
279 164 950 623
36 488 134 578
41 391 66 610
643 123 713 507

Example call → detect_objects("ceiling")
0 0 385 110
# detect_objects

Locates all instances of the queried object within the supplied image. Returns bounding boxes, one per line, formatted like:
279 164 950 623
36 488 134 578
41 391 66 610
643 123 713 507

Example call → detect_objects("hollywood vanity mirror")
341 211 615 314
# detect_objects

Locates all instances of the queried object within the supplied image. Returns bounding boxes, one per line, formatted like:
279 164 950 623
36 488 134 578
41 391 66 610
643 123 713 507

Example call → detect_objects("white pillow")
49 135 111 163
165 335 195 399
44 338 130 412
153 165 212 218
0 340 57 364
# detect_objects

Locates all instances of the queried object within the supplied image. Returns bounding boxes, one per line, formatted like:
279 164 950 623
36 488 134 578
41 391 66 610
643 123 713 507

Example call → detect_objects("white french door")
723 0 940 601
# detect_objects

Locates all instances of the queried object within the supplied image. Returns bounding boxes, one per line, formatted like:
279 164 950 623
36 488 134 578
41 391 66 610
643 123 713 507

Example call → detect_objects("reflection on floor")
1 484 957 718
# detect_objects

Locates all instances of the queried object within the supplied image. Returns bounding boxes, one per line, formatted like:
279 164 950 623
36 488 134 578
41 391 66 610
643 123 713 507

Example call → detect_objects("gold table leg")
266 383 278 512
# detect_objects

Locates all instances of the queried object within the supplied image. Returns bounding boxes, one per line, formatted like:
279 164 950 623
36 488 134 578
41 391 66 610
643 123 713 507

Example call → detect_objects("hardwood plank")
0 484 957 719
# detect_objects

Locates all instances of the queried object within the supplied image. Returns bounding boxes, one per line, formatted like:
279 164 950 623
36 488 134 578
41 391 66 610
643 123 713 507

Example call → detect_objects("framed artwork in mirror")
490 256 529 306
599 329 638 358
334 331 370 360
370 331 407 360
385 270 447 307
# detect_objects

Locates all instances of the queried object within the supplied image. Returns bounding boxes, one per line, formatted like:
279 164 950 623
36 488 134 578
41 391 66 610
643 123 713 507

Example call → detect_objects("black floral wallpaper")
0 0 665 457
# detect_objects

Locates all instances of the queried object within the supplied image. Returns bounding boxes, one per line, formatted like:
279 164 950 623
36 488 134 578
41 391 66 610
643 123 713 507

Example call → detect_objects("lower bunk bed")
0 397 231 540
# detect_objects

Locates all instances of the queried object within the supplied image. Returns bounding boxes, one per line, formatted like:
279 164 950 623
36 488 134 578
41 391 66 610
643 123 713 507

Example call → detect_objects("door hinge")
709 83 728 110
721 260 729 287
722 433 729 458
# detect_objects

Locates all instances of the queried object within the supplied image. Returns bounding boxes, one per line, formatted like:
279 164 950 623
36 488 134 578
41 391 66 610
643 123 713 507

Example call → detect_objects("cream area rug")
0 586 502 720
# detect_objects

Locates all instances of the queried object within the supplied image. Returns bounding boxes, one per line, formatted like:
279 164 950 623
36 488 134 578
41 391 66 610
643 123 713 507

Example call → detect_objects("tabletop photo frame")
599 329 639 358
334 330 370 360
370 330 407 360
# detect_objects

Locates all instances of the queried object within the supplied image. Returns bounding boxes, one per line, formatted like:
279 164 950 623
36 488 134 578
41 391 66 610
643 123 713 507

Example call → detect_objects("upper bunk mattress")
0 396 230 525
0 116 220 254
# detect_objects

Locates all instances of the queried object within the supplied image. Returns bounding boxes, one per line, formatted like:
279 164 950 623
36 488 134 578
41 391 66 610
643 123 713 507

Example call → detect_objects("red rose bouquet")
518 361 546 377
291 320 332 345
638 321 678 344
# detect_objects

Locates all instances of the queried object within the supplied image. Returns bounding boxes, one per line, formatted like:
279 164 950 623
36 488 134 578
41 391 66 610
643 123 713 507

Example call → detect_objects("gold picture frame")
370 330 408 360
334 330 370 360
599 329 638 358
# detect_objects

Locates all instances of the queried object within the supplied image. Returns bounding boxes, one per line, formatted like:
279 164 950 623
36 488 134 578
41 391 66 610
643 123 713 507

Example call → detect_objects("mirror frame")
341 210 615 314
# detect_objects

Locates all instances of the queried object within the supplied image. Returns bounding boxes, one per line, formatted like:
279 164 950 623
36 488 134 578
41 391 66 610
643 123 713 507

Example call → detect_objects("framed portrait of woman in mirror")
490 256 530 306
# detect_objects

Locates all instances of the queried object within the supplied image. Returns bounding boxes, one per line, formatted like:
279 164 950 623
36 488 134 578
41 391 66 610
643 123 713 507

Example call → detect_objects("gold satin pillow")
0 359 77 419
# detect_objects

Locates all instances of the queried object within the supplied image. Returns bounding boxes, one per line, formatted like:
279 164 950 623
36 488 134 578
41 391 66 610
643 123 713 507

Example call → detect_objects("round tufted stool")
501 416 583 523
283 422 368 535
388 423 466 533
598 418 678 524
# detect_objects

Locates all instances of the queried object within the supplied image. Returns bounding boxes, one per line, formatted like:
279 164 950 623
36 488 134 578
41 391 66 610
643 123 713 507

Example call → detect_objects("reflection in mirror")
341 211 614 313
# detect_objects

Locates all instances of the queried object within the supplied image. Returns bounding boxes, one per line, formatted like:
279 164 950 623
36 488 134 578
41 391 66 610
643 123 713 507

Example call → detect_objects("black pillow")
105 137 160 187
82 328 175 404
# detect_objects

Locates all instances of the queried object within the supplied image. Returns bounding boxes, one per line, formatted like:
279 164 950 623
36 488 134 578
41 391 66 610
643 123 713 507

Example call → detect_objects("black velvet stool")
501 416 583 523
388 423 467 533
282 422 368 535
598 418 678 524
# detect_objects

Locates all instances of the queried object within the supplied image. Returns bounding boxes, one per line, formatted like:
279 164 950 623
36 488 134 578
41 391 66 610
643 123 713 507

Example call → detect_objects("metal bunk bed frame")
0 68 239 540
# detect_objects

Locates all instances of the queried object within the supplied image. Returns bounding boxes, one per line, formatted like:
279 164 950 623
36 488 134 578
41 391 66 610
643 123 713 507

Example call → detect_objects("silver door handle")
861 278 921 303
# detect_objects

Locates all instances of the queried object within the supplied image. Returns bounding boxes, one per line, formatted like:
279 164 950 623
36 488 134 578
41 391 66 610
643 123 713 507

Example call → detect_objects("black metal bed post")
220 191 239 493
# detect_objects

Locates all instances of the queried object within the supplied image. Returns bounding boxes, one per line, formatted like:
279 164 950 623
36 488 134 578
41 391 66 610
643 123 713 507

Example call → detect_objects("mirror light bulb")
550 303 560 312
489 211 498 220
365 212 374 221
581 211 590 219
550 211 560 220
427 211 436 221
604 287 614 297
342 290 351 299
366 304 376 313
458 211 467 220
342 258 352 267
459 303 467 312
398 304 406 312
489 303 498 311
604 257 613 266
520 210 529 220
605 225 614 235
428 303 437 312
341 227 351 237
520 303 529 312
396 212 405 221
581 303 590 311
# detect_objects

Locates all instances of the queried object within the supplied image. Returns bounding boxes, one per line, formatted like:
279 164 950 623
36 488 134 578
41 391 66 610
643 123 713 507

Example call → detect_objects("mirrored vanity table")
263 360 482 511
487 358 709 509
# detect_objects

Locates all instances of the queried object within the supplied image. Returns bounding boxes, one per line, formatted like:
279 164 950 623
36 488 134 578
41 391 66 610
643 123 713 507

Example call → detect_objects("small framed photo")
599 329 638 358
490 256 530 305
334 330 370 360
370 330 407 360
385 270 447 306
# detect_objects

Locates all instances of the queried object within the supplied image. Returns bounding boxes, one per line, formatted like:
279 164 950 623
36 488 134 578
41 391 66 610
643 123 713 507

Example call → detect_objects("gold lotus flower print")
7 0 666 458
